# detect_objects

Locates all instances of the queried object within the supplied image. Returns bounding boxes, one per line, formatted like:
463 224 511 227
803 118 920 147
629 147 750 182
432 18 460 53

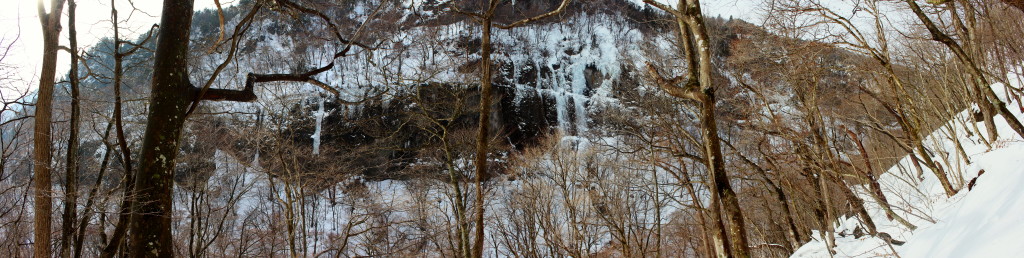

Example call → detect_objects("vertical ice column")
572 63 589 134
312 97 326 155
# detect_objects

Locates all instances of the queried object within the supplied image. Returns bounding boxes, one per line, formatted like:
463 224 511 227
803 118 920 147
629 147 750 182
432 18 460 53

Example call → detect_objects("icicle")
574 95 587 133
571 61 589 134
312 96 326 155
556 91 568 134
253 150 261 168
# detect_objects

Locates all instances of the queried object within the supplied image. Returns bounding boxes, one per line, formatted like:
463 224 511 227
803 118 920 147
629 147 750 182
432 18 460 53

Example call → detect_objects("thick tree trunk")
34 1 67 257
642 1 750 256
686 0 750 255
706 178 732 258
699 92 749 258
33 25 55 258
127 0 195 256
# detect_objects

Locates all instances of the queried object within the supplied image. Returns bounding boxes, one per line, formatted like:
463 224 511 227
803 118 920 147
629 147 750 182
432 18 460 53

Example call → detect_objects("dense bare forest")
2 0 1024 257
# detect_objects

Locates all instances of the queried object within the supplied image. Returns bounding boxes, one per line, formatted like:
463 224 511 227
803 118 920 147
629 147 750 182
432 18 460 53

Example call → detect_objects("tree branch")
195 62 349 103
643 0 681 16
276 0 372 49
496 0 573 29
645 62 700 101
187 3 261 115
444 0 485 21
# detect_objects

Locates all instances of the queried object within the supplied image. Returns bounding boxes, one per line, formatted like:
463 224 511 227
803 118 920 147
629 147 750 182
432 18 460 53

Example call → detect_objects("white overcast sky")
0 0 765 97
0 0 230 99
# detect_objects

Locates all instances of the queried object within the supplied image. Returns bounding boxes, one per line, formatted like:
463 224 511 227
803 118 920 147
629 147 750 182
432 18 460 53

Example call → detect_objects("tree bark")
99 4 137 256
643 1 750 256
684 0 750 256
61 1 82 257
34 1 67 257
471 13 494 258
128 0 195 256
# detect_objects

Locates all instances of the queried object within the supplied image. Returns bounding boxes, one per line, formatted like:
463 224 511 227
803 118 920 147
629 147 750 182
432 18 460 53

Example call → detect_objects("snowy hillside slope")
792 75 1024 257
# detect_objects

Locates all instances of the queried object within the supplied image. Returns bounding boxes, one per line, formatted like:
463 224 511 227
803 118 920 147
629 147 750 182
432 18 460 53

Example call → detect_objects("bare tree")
643 0 750 256
33 1 68 256
444 1 572 256
127 0 378 255
60 1 83 256
1 29 36 256
906 0 1024 140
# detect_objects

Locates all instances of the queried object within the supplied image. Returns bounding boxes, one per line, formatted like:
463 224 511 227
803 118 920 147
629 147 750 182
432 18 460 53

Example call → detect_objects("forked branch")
645 62 700 101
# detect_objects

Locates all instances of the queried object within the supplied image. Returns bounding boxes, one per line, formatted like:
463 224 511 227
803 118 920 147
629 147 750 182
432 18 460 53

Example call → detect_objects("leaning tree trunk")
33 1 67 257
643 0 750 256
907 0 1024 141
127 0 196 256
1003 0 1024 11
729 140 803 252
685 0 750 255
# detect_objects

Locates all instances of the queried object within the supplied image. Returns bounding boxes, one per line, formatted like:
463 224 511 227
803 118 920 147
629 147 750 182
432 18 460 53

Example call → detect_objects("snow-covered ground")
792 77 1024 257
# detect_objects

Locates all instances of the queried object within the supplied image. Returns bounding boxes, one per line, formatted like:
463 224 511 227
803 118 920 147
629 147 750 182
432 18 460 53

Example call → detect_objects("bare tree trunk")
100 4 139 256
642 1 750 256
34 1 68 257
706 179 732 258
472 14 494 258
685 1 750 255
60 1 82 257
845 129 917 231
727 141 802 252
128 0 196 256
699 95 749 258
463 1 573 255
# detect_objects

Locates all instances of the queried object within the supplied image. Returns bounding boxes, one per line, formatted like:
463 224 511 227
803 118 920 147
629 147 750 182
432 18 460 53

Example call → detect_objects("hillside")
3 0 1024 257
793 78 1024 257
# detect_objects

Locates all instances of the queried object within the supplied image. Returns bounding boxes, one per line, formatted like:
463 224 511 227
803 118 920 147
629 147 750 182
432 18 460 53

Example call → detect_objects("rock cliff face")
189 1 673 182
78 0 870 185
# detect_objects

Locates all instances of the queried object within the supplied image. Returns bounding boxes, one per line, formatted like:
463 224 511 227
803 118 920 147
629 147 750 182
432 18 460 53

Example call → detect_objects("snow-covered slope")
792 77 1024 257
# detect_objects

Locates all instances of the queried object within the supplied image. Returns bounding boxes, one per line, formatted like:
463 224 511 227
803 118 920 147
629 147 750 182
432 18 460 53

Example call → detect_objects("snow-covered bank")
792 79 1024 257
